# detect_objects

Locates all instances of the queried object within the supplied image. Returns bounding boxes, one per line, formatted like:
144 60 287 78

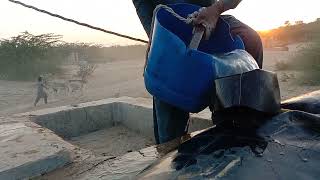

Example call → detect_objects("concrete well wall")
26 97 213 139
31 103 115 139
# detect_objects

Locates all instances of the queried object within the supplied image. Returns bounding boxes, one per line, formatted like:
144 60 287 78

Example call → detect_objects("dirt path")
0 59 150 116
0 46 319 116
263 44 320 100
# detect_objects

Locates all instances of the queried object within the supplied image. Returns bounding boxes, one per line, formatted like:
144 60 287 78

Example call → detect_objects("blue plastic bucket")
144 3 245 113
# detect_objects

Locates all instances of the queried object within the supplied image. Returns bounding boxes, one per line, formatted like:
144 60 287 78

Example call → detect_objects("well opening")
28 98 212 157
30 101 156 157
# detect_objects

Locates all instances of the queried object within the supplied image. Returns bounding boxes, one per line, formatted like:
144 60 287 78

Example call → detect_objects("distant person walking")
34 76 48 106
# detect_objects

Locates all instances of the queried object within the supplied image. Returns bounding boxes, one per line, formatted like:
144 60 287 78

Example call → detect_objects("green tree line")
0 32 146 81
0 32 69 81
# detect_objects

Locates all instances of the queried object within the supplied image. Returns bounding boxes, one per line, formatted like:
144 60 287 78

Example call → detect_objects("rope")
8 1 195 44
155 5 193 24
143 4 195 72
8 0 149 43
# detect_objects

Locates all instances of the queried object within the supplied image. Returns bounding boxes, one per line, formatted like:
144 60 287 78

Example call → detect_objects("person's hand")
191 0 242 39
191 2 224 40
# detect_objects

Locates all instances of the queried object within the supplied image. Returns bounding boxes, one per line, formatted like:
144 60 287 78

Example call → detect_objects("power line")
8 0 149 44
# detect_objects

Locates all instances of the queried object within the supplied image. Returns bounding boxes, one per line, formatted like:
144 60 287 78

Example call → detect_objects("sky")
1 0 319 46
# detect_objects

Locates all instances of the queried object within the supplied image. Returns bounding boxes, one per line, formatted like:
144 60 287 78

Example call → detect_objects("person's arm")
193 0 242 39
132 0 156 37
132 0 157 74
220 0 242 11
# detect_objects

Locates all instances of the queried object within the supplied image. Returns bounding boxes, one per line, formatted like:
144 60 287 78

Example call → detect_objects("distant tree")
295 20 304 25
284 20 291 26
0 32 67 80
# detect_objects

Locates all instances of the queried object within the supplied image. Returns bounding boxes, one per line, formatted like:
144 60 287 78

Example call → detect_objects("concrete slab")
18 97 212 139
114 102 154 138
19 102 115 139
0 119 75 180
15 97 150 118
37 136 185 180
80 148 158 180
9 97 213 180
189 108 213 132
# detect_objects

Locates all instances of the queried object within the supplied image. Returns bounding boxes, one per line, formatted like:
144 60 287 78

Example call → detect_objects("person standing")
132 0 263 144
34 76 48 106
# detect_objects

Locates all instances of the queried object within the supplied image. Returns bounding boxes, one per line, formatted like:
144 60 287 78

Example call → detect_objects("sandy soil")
0 59 150 116
0 44 319 116
69 125 154 157
263 43 320 100
1 44 319 179
0 45 320 179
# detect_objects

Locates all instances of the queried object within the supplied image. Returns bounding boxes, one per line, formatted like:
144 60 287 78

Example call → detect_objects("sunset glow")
1 0 319 45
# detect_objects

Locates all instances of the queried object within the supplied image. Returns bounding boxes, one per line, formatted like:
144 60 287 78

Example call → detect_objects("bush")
275 36 320 85
275 60 290 71
289 39 320 71
76 61 97 82
0 32 68 81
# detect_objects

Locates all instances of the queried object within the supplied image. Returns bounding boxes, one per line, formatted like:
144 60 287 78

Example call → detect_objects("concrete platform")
0 118 75 180
18 97 212 139
6 97 213 179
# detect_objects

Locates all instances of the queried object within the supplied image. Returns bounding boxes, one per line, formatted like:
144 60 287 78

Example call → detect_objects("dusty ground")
69 125 154 157
0 59 150 116
0 44 319 117
263 43 320 100
1 44 319 179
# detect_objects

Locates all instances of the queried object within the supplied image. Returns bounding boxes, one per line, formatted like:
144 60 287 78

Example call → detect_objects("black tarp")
138 90 320 180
